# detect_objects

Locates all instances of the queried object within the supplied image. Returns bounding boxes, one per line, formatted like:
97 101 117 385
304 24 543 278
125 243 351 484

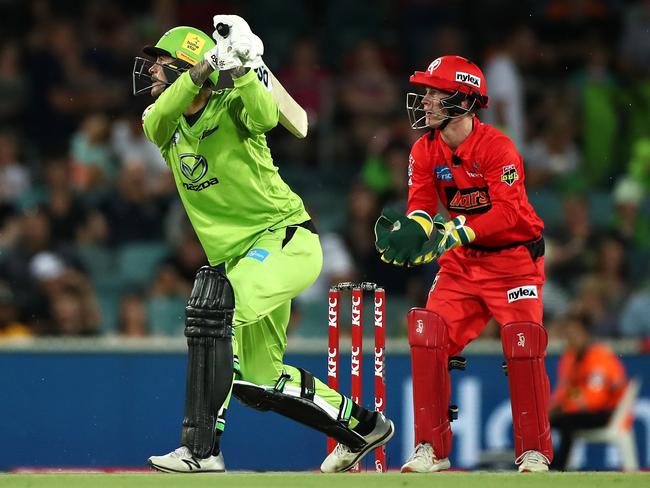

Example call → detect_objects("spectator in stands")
610 176 649 254
110 107 174 197
627 135 650 193
620 282 650 339
70 113 116 192
549 309 628 470
273 37 332 166
40 155 90 244
569 41 619 188
29 250 99 335
483 25 536 149
337 40 399 161
524 112 580 188
99 161 168 247
0 203 20 248
0 41 27 128
545 184 596 291
0 280 32 340
0 130 31 205
48 285 100 336
117 292 149 337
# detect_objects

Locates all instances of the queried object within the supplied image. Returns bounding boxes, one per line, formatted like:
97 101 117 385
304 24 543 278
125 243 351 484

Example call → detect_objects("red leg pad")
407 307 452 458
501 321 553 461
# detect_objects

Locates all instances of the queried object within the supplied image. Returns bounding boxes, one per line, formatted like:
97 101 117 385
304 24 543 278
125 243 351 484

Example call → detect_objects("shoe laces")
333 443 352 456
515 450 549 466
171 446 192 458
410 442 435 461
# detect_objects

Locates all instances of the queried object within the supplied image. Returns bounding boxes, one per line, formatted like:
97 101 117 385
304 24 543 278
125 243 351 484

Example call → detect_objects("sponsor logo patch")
507 285 538 303
246 248 270 262
455 71 481 87
182 32 205 53
180 153 208 183
444 186 491 214
501 164 519 186
434 165 453 181
407 154 415 186
427 58 442 73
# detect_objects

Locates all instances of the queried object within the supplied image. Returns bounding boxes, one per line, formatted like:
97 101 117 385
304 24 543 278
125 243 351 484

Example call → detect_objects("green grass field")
1 472 649 488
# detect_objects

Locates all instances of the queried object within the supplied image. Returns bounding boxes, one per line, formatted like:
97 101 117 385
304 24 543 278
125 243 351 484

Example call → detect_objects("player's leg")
232 304 393 473
148 265 234 473
402 268 490 473
228 226 393 472
483 245 552 472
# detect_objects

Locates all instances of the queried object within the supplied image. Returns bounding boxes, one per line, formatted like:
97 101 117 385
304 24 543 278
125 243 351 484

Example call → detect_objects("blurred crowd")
0 0 649 340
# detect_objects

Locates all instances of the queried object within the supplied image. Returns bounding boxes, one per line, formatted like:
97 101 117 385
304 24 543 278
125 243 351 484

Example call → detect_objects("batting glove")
231 33 264 68
203 43 243 72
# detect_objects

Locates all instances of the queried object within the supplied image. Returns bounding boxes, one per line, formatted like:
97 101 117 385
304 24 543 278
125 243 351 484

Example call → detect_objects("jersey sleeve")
228 69 279 135
465 138 523 238
142 71 200 147
406 140 438 235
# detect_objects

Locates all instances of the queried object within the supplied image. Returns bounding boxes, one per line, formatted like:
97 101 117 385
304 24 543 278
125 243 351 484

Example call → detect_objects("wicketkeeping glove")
374 208 429 266
410 215 476 265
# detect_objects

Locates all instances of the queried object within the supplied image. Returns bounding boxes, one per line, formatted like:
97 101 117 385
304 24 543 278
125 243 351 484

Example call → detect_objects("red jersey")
407 119 543 247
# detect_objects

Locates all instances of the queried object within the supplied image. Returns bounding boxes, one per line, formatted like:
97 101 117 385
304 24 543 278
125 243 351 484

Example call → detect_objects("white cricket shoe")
400 442 451 473
320 412 394 473
516 450 550 472
148 446 225 473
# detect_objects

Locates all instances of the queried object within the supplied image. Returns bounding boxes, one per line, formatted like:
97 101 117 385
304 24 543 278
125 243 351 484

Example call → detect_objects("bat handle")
216 23 230 38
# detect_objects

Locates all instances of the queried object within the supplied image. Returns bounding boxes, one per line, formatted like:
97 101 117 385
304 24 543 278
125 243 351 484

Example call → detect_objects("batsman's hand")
211 14 264 68
374 207 429 266
204 44 242 72
410 215 476 265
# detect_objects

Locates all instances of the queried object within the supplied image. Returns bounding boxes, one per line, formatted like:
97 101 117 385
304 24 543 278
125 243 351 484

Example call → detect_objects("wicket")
327 282 387 473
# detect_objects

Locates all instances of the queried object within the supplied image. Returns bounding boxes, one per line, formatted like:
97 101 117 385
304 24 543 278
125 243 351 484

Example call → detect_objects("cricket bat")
216 23 308 139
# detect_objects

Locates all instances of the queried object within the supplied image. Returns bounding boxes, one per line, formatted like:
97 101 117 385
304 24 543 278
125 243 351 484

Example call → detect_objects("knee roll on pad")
501 321 553 461
181 266 235 459
232 370 366 452
185 265 235 338
407 308 453 458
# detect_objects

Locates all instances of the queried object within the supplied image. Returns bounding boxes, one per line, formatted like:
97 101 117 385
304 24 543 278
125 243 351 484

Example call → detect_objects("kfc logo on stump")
507 285 538 303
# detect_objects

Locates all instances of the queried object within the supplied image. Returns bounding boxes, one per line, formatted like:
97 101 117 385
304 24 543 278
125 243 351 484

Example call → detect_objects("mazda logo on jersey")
179 153 208 182
444 186 492 214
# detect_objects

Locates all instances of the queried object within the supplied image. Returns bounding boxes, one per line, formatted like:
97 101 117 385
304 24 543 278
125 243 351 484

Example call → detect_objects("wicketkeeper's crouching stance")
375 55 553 472
134 15 392 474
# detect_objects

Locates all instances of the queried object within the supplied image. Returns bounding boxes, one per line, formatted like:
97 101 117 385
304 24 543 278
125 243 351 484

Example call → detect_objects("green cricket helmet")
133 26 219 96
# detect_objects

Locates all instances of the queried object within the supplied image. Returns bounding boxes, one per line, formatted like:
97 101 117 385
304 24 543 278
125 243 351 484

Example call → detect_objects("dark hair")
564 308 593 333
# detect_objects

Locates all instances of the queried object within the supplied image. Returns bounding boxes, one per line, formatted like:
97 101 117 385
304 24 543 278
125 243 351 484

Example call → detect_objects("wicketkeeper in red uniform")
375 55 552 472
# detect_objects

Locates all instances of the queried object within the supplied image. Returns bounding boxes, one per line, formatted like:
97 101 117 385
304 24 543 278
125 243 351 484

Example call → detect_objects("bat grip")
216 23 230 38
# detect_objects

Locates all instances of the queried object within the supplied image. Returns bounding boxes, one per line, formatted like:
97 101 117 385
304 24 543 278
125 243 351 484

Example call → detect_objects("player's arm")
463 139 523 239
228 68 279 135
142 71 200 147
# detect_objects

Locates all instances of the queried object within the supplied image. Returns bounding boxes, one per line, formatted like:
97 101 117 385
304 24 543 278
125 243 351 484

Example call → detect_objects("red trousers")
414 243 553 461
427 244 545 355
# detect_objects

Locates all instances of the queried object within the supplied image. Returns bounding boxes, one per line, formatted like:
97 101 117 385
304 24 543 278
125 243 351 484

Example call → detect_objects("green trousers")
220 224 359 430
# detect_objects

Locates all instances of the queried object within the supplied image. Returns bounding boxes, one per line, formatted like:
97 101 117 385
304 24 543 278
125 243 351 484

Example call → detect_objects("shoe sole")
337 420 395 473
148 460 225 474
401 458 451 473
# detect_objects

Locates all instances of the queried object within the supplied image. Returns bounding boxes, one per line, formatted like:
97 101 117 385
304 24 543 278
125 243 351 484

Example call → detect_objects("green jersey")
142 70 310 265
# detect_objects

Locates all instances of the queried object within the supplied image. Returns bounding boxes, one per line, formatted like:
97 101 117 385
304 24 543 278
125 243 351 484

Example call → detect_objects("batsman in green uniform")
132 17 393 473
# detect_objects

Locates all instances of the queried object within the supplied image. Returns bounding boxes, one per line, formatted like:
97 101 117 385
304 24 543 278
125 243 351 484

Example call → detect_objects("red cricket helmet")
410 56 489 108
